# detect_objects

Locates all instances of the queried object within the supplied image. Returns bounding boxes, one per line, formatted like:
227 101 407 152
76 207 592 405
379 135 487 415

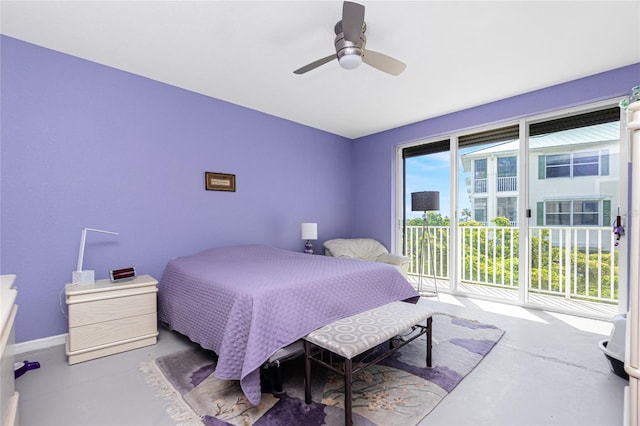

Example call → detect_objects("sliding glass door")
399 102 626 316
402 140 450 294
457 125 521 302
526 107 623 312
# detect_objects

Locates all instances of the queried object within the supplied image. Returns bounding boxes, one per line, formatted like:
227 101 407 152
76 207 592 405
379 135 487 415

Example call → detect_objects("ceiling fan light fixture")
335 27 365 70
338 54 362 70
292 2 405 76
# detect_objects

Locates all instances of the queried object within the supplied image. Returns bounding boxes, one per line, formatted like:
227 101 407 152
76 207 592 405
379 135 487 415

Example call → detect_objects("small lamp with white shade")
301 223 318 254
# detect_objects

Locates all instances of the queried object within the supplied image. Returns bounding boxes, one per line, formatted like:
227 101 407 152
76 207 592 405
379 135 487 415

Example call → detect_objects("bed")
157 244 419 405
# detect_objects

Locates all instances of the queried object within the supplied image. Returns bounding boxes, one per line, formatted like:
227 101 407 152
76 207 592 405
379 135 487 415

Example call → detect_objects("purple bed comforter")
157 244 418 405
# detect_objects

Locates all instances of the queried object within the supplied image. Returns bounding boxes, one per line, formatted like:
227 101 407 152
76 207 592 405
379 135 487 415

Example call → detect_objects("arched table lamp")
72 227 119 285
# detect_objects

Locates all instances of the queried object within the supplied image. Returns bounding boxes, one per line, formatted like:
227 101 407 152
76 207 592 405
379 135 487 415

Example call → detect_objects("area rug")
141 315 504 426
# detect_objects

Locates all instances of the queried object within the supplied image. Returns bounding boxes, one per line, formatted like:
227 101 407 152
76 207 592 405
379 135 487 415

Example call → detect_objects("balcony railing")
404 224 619 305
497 176 517 192
473 177 517 193
474 178 487 193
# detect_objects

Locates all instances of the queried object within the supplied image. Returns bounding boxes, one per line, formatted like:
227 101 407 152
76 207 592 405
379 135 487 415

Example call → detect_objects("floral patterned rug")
141 315 504 425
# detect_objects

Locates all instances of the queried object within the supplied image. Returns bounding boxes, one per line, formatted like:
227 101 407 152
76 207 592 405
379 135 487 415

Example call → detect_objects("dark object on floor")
598 313 628 380
600 341 629 380
261 340 305 396
14 360 40 379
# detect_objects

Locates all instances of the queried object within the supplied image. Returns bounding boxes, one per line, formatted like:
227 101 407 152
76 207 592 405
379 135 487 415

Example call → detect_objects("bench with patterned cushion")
303 301 434 426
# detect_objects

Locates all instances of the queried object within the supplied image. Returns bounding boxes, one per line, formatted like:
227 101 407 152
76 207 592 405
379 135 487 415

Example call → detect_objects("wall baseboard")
14 333 67 356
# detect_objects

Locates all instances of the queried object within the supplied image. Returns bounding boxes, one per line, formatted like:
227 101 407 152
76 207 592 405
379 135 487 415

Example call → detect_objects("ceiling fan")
293 1 406 76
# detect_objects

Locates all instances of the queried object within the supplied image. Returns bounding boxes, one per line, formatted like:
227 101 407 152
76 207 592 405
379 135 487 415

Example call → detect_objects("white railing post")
585 229 591 298
573 229 578 297
564 228 571 299
597 229 603 299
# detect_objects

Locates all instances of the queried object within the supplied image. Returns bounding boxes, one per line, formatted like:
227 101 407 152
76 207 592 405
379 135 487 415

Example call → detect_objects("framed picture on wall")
205 172 236 192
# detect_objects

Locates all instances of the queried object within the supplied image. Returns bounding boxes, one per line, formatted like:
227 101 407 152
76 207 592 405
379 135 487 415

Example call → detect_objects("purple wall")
351 63 640 248
1 36 352 343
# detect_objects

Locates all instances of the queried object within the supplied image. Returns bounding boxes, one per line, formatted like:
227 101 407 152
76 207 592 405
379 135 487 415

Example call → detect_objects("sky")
405 150 473 221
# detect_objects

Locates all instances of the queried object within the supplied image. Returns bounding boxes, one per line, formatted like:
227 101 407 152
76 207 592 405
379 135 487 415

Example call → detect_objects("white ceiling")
2 1 639 139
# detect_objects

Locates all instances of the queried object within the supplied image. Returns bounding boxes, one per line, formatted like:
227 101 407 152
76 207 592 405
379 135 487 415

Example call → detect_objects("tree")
407 212 449 226
461 208 472 222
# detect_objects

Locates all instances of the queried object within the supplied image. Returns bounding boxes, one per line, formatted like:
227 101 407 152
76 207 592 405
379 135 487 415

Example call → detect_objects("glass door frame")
521 99 629 310
395 97 629 312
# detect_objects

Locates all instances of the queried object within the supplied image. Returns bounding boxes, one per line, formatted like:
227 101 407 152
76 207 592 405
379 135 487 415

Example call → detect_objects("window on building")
474 159 487 179
474 198 487 223
497 156 517 177
497 156 517 191
541 151 604 179
545 154 571 178
474 159 487 193
543 200 602 226
545 201 571 225
573 152 600 177
573 200 599 225
497 197 518 224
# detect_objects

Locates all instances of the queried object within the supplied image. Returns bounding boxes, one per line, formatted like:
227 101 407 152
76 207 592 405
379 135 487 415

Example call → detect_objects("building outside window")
497 196 518 224
544 200 571 225
544 200 601 226
497 156 517 192
573 152 600 177
544 153 571 178
573 200 599 225
460 122 617 230
474 159 487 193
542 151 604 179
474 198 487 223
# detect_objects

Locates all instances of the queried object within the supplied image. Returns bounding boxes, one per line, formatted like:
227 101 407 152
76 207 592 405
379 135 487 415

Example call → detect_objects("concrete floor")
14 294 627 425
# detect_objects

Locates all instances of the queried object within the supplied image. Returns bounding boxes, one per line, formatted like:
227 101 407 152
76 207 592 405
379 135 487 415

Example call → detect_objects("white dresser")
65 275 158 365
0 274 19 426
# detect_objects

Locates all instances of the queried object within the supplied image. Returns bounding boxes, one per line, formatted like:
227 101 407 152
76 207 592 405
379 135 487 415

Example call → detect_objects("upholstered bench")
303 301 434 426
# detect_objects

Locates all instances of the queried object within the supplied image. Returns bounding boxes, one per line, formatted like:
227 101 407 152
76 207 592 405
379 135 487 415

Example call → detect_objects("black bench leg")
304 340 312 404
426 317 432 367
344 358 353 426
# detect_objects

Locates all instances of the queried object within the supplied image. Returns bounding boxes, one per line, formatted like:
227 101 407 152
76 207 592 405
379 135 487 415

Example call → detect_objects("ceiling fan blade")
342 1 365 43
293 54 337 74
362 49 407 76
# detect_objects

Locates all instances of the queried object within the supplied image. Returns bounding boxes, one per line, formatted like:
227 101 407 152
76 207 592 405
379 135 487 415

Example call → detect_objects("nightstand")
65 274 158 365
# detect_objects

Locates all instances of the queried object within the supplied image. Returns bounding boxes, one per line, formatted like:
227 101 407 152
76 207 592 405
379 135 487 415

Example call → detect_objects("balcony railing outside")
474 178 487 193
473 176 517 193
497 176 517 192
404 224 619 305
405 225 450 280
